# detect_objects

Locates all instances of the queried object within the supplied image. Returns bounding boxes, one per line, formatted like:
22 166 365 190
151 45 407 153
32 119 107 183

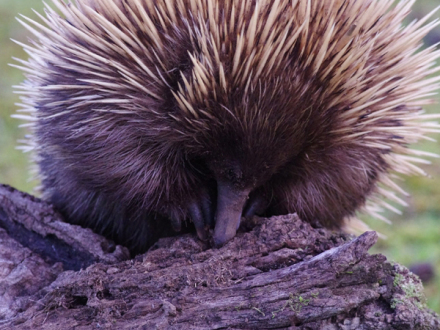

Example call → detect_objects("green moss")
271 292 320 319
367 214 440 312
391 266 427 310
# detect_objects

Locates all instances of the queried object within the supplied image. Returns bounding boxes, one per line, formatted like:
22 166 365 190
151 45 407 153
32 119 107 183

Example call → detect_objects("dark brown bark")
0 184 438 329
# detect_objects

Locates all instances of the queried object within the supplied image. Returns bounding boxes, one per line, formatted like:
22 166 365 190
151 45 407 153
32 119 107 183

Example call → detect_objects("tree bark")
0 184 438 329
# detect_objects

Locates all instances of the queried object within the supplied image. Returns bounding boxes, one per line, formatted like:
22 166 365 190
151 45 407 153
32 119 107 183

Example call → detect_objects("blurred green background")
1 0 440 313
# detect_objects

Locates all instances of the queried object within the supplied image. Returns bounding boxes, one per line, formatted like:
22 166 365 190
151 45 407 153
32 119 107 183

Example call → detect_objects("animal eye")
226 169 235 180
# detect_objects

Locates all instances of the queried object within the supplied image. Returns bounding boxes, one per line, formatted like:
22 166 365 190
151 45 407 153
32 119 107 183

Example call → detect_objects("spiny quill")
11 0 440 254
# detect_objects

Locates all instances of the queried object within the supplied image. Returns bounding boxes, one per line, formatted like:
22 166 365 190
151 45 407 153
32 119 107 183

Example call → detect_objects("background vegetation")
1 0 439 313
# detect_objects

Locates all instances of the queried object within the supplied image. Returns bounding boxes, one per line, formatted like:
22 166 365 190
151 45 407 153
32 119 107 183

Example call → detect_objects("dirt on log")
0 184 438 329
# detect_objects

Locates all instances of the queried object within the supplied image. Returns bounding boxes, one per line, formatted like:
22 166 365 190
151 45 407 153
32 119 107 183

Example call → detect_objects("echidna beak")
213 182 250 247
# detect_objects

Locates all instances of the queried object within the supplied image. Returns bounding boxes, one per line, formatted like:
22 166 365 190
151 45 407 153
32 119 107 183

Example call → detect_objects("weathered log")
0 185 438 329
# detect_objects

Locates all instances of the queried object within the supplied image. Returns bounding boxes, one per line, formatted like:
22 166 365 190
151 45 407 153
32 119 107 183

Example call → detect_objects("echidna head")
176 72 337 246
202 120 296 246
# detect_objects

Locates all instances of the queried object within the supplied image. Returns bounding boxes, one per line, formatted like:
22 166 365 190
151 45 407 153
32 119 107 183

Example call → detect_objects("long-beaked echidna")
12 0 440 254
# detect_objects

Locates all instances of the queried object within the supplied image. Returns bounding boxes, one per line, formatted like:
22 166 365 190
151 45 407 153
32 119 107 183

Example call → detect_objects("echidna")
12 0 440 254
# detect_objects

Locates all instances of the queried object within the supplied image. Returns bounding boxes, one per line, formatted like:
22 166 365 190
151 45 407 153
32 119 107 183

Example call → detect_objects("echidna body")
13 0 440 253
